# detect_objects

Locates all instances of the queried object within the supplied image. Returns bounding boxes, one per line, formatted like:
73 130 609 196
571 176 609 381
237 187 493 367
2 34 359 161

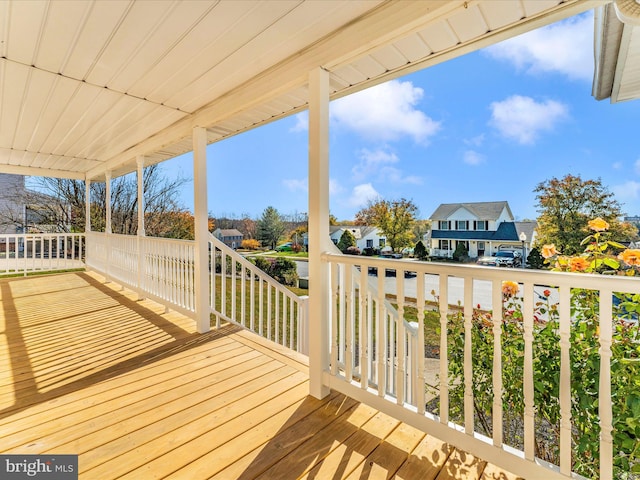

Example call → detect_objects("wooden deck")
0 271 520 479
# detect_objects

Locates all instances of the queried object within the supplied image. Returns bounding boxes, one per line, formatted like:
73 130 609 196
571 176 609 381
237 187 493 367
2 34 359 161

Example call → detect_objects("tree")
7 165 189 235
412 219 432 244
414 240 428 260
337 229 356 252
526 246 545 269
452 242 468 262
241 238 261 250
355 198 418 253
534 174 635 255
257 206 286 250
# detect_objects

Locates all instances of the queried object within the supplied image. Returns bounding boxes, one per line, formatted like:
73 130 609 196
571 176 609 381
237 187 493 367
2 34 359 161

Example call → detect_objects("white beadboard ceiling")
0 0 608 180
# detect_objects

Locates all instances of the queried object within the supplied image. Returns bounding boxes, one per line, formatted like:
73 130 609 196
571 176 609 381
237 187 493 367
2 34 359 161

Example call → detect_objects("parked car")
477 250 522 267
275 242 293 252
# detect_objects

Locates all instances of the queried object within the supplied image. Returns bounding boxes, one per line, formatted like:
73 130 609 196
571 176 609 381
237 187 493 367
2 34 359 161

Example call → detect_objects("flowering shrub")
438 218 639 478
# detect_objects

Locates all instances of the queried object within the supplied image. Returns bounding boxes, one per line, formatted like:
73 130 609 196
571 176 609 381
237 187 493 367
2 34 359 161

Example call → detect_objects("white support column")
193 126 210 333
105 171 112 283
105 171 112 234
136 157 145 237
308 67 330 399
85 178 91 233
136 157 145 299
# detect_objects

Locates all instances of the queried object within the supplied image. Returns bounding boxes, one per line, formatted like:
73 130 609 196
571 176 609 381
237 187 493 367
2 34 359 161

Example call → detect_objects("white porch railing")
321 252 637 480
430 248 453 258
0 233 85 276
85 232 309 354
209 234 309 354
86 232 196 318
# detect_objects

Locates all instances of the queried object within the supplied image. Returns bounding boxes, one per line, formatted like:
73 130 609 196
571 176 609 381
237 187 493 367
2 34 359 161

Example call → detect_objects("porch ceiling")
0 0 604 181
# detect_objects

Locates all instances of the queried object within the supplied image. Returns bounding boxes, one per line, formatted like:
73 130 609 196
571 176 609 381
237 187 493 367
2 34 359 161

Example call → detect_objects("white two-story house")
329 225 386 252
429 201 536 259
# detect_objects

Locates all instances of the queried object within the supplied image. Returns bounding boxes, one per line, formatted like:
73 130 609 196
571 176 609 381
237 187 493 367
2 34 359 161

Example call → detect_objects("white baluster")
599 288 613 480
492 279 503 447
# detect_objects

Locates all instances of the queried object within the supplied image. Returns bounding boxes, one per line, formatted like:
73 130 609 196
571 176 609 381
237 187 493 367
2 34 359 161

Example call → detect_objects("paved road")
293 258 558 312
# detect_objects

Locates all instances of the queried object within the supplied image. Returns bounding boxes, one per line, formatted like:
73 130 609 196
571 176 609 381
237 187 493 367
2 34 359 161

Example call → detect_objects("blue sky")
164 10 640 222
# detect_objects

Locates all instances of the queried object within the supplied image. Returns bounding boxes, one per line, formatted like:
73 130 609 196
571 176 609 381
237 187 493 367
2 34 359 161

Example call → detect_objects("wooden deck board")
0 271 518 479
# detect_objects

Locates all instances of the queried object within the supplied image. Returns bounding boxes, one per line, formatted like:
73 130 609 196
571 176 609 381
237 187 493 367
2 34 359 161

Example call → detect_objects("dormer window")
439 221 450 230
475 221 487 231
456 220 468 230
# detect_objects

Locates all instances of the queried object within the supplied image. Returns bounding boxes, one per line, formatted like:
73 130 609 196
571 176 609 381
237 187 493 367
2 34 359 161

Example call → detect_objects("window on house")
476 221 487 231
456 220 468 230
438 221 449 230
439 240 450 250
379 239 385 247
366 239 373 248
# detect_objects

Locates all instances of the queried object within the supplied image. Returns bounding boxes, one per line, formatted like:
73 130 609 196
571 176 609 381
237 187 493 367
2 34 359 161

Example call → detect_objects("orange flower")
541 244 559 259
502 281 519 297
618 249 640 266
543 289 551 298
568 257 589 272
588 217 609 232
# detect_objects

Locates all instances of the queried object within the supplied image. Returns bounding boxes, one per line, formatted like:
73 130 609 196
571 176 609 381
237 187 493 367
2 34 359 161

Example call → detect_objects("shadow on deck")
0 271 519 479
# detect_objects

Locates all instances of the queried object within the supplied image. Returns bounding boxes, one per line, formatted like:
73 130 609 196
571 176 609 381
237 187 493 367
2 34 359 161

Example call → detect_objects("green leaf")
604 258 620 269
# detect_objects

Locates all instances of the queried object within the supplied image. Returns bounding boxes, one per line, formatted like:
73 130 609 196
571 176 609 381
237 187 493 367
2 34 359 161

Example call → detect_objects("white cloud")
352 148 398 180
290 112 308 132
329 178 344 195
283 178 307 192
463 150 485 166
331 80 441 143
613 181 640 201
348 183 380 207
283 177 345 195
484 13 593 81
464 134 485 147
489 95 568 145
634 158 640 175
612 161 623 170
352 148 422 184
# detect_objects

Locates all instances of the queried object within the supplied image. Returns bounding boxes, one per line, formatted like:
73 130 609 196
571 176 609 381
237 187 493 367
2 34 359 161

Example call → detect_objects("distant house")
0 173 65 234
329 225 386 252
212 228 243 249
428 201 536 259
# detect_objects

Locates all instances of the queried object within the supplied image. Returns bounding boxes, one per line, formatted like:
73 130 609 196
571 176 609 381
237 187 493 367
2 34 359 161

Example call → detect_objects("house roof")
593 1 640 103
329 225 379 239
214 228 243 237
0 1 599 182
429 201 513 221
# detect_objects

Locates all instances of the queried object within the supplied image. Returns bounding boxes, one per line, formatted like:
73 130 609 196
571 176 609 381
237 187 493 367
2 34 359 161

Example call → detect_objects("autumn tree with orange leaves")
534 174 637 255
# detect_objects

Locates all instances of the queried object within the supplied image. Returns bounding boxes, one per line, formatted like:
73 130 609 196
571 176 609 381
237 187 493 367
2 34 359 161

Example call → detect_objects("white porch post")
105 171 112 234
105 171 112 282
308 67 330 399
136 157 145 299
136 157 145 236
193 126 210 333
85 178 91 233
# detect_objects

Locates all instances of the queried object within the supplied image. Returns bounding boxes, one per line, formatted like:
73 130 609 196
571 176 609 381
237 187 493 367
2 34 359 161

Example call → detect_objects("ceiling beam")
0 164 85 180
